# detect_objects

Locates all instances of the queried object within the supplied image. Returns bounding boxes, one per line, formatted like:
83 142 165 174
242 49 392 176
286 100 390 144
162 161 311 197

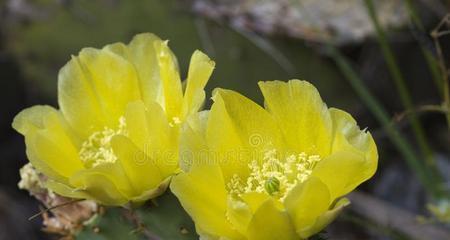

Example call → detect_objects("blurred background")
0 0 449 239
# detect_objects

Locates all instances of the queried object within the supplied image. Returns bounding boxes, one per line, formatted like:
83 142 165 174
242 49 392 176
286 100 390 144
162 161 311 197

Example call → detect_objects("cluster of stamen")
169 117 181 127
227 149 321 201
79 117 128 168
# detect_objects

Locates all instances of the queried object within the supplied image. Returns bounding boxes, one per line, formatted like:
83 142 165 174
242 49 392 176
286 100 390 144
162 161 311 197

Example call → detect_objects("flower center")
79 117 128 168
227 149 321 201
169 117 182 127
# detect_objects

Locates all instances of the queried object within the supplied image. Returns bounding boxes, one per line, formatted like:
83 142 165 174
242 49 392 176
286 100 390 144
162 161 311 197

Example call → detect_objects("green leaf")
136 192 198 240
309 231 328 240
76 208 143 240
75 192 198 240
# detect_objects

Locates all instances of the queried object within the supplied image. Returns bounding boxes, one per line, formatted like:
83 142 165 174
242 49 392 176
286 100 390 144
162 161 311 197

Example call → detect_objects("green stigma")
264 177 280 196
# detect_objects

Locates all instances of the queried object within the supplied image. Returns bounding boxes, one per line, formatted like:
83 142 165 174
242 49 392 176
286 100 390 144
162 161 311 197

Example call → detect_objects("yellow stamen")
79 117 127 168
227 149 321 201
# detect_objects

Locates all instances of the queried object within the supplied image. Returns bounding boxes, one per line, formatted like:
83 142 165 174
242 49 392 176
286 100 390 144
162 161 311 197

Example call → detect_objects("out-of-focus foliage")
3 0 352 107
427 200 450 223
77 192 197 240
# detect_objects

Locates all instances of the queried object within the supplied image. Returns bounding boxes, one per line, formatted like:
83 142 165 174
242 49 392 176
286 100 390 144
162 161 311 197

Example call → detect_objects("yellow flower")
13 33 215 206
171 80 377 239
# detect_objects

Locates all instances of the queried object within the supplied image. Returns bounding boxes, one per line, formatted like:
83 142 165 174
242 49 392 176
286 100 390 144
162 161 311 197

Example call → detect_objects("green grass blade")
404 0 444 95
364 0 442 183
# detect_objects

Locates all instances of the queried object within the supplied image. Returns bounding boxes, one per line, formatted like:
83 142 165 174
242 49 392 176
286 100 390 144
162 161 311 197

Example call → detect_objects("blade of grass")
431 14 450 130
231 26 296 75
393 104 449 124
404 0 444 96
326 44 444 199
364 0 440 181
404 0 450 129
423 51 444 94
194 17 216 58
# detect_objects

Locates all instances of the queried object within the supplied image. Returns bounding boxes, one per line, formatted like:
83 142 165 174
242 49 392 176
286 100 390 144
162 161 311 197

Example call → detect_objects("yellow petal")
111 135 164 195
312 151 371 200
329 108 378 169
13 105 58 135
131 176 171 204
258 80 332 156
123 100 177 177
58 56 106 139
226 197 252 235
207 89 283 181
185 110 209 135
170 164 242 239
125 33 165 107
284 177 331 239
69 163 132 205
240 192 272 213
76 48 141 127
103 42 129 58
13 106 84 182
45 179 89 199
195 228 223 240
300 198 350 238
226 192 271 235
70 173 128 206
123 101 150 151
246 199 297 240
311 108 378 199
179 111 209 172
123 101 169 150
182 50 215 118
154 40 183 119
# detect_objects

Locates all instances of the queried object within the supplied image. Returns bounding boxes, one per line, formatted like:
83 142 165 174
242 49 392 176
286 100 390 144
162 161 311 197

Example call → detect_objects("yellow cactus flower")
171 80 377 239
13 33 215 206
